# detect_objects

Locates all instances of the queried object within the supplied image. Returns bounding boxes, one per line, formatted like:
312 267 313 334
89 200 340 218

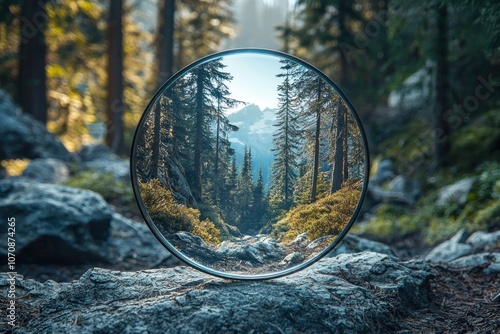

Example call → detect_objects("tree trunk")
193 69 205 202
331 0 347 193
331 103 345 193
343 110 348 181
433 1 450 170
311 78 322 202
105 0 124 154
150 0 175 178
157 0 175 86
18 0 48 124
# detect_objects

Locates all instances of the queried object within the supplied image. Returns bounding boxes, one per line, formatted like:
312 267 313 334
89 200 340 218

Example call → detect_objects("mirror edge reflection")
130 48 371 280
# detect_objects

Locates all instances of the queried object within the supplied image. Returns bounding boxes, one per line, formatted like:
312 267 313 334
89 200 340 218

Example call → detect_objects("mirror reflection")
134 52 366 276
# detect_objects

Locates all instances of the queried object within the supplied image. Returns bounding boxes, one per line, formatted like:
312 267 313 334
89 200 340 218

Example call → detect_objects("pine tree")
251 166 267 228
269 60 300 211
237 146 254 230
188 59 236 202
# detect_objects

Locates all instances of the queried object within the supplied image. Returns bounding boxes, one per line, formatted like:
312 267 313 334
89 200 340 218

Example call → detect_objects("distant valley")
227 104 276 187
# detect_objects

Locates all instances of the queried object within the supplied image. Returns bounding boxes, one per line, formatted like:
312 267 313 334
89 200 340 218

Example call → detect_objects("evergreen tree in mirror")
269 60 301 212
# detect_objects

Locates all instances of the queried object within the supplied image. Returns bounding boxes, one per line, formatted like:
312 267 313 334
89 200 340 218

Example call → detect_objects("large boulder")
0 252 432 333
0 178 177 272
0 89 70 161
0 179 113 264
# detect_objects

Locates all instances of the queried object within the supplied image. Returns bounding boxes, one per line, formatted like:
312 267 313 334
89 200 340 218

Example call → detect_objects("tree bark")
433 1 450 170
331 102 345 193
311 78 322 202
343 110 349 181
157 0 175 86
105 0 124 154
18 0 48 124
193 69 205 202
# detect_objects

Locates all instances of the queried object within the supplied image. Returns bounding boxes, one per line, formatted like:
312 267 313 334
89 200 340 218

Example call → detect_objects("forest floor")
16 232 500 333
397 265 500 333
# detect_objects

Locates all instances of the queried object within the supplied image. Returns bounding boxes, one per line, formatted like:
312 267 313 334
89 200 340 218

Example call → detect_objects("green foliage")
450 110 500 172
476 161 500 201
139 179 221 245
473 200 500 227
64 171 135 210
272 184 360 241
359 162 500 245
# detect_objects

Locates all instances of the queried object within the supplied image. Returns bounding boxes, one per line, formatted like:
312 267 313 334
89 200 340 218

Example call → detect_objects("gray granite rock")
447 252 500 274
0 252 432 333
0 179 112 264
425 230 473 263
466 230 500 252
0 177 177 269
329 234 396 257
0 89 71 161
437 177 476 206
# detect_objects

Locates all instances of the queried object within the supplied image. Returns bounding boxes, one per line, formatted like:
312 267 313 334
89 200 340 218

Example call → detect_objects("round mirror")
131 49 369 280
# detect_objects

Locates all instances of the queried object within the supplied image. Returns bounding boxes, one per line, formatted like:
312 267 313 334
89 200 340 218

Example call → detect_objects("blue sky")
221 53 285 114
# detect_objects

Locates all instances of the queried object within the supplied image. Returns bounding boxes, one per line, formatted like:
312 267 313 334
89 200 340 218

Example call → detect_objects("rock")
108 213 178 269
447 253 500 274
160 156 197 206
466 230 500 252
387 176 422 204
329 234 397 257
0 252 432 333
0 89 70 161
368 183 419 206
0 179 112 264
425 230 473 263
218 237 285 264
387 60 434 111
78 144 130 181
21 158 70 183
291 232 308 244
307 235 332 249
372 159 395 184
170 232 224 265
280 252 304 266
437 177 476 206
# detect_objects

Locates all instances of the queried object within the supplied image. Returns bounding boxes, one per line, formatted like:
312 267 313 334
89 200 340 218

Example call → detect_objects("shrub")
473 200 500 227
65 171 136 210
139 179 221 244
272 184 361 241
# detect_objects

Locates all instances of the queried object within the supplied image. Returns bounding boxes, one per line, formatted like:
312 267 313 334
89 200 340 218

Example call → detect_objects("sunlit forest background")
1 0 499 249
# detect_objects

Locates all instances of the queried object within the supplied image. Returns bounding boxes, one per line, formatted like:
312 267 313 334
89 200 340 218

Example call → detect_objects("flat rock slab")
0 252 432 333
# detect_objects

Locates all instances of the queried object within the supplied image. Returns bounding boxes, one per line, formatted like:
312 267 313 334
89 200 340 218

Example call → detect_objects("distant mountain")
227 104 277 187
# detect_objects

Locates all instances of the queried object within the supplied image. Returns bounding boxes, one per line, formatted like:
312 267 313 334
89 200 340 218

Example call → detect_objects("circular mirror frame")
130 48 370 280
